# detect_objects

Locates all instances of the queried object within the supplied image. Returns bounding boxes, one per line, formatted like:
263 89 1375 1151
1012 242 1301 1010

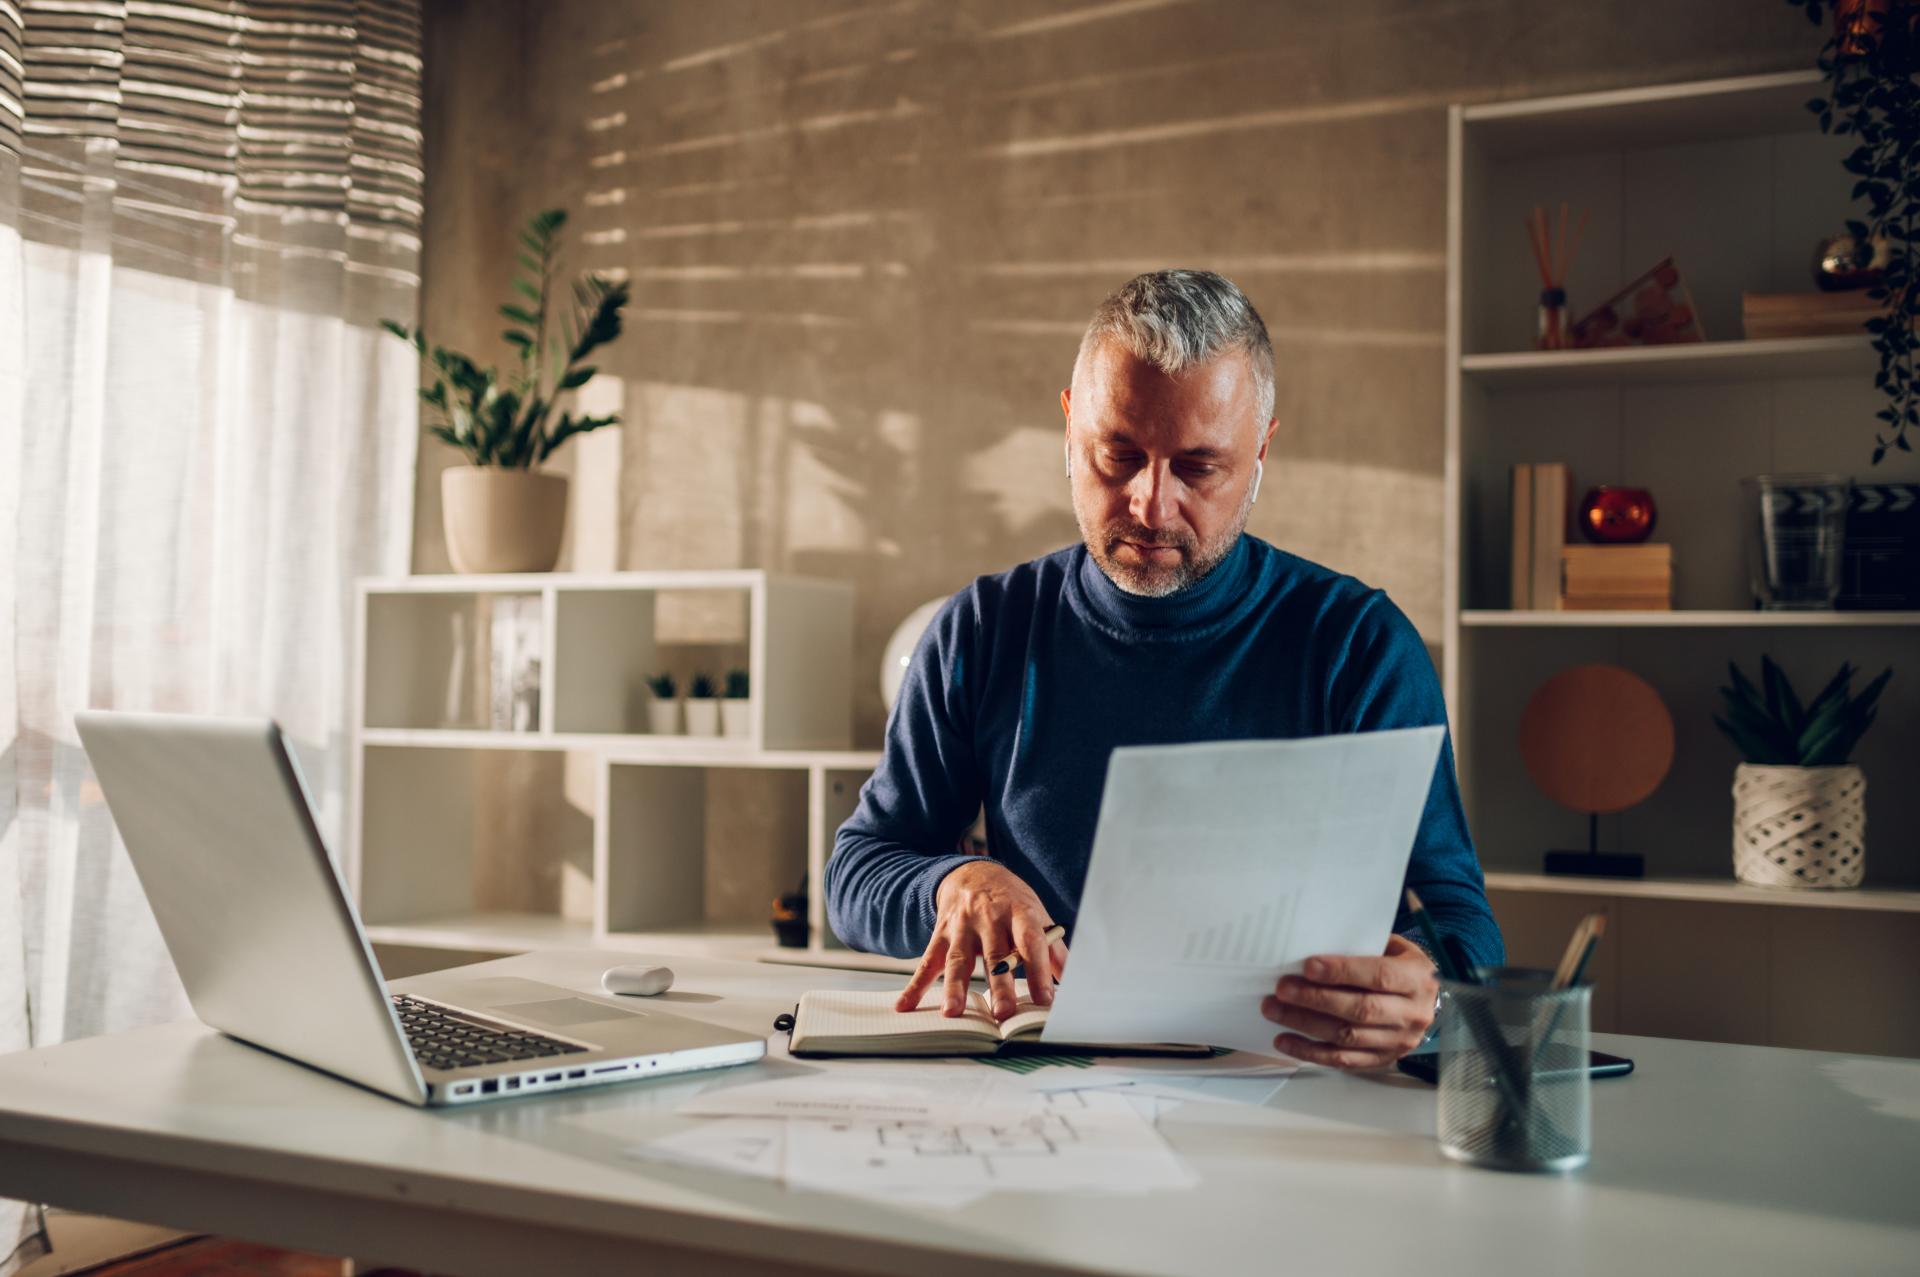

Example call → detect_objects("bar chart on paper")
1176 894 1299 968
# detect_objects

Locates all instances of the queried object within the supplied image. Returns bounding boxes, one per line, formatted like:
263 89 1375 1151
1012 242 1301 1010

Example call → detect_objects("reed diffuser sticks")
1526 201 1588 349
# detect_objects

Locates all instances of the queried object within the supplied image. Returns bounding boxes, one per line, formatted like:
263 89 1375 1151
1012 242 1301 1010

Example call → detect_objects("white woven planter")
1731 763 1865 889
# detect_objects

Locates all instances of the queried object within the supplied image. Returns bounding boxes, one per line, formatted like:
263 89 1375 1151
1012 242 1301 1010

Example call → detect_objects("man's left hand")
1260 934 1438 1070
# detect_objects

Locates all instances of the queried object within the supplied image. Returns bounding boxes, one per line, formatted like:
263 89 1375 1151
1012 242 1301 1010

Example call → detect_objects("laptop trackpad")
494 997 642 1028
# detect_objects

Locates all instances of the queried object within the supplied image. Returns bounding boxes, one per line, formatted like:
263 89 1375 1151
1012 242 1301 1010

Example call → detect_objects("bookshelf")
347 570 890 970
1445 72 1920 1057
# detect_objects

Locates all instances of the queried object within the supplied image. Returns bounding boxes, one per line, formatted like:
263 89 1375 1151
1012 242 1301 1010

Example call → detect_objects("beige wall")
416 0 1816 747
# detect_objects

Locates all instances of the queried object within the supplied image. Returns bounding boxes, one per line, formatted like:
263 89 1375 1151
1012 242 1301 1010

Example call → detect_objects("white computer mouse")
600 964 674 997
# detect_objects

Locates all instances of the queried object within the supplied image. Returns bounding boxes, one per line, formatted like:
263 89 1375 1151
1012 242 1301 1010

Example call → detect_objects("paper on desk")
1042 728 1445 1058
631 1118 785 1182
627 1120 986 1208
781 1088 1195 1199
677 1066 1035 1124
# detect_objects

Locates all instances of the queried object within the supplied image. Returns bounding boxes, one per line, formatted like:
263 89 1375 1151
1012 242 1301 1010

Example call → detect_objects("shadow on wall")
424 0 1814 743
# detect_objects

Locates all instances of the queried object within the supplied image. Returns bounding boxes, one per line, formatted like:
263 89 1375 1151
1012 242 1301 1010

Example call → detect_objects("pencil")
988 923 1065 977
1407 890 1531 1114
1404 890 1460 981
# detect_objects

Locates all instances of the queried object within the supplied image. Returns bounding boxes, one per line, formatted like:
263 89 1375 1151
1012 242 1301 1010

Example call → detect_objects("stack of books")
1559 544 1672 611
1741 290 1887 340
1509 462 1570 610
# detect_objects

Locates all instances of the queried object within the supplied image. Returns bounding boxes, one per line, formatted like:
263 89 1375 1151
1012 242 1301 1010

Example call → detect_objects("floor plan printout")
631 1086 1195 1207
780 1088 1196 1197
1042 727 1445 1057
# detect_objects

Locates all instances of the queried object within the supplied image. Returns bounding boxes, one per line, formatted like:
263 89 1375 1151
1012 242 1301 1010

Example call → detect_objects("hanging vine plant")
1791 0 1920 462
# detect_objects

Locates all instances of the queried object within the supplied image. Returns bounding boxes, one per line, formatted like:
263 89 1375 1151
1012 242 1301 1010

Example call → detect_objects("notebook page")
798 990 997 1040
998 1002 1050 1040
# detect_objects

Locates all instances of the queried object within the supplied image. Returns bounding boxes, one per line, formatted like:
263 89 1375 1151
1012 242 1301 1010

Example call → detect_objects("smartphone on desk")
1395 1048 1634 1085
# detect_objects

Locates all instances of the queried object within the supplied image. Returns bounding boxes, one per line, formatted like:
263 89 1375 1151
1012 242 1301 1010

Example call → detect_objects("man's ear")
1060 387 1072 424
1256 415 1278 462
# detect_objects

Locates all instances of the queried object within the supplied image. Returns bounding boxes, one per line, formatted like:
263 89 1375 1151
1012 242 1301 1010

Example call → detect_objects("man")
827 270 1501 1070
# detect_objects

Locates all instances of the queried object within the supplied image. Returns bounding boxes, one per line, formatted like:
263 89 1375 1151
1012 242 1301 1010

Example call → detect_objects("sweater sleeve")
825 592 993 957
1330 595 1505 972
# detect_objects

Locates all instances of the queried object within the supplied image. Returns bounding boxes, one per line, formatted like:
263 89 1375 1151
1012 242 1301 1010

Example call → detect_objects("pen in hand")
988 923 1066 977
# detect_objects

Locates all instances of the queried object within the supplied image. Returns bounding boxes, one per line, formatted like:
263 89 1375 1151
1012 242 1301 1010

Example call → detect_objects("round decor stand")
1731 763 1866 889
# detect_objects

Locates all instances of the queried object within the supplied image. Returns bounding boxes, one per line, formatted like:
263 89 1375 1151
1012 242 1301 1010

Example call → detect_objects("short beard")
1078 490 1252 599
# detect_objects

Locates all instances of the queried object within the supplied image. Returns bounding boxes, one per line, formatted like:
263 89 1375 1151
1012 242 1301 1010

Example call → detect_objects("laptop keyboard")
391 994 589 1073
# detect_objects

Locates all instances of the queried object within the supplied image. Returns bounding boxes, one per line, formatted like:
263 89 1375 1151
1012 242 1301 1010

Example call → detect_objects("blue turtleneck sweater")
826 535 1502 969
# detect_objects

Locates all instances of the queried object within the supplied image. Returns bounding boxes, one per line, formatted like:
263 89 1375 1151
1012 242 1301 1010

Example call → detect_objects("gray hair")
1073 269 1275 423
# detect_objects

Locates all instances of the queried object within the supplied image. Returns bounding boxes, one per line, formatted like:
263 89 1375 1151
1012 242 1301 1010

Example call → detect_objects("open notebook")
786 989 1211 1058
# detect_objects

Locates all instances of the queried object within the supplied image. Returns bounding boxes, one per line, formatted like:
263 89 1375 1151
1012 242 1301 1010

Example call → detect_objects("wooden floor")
75 1239 432 1277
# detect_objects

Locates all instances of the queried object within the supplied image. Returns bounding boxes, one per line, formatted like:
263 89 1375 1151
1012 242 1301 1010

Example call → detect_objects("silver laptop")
74 711 765 1106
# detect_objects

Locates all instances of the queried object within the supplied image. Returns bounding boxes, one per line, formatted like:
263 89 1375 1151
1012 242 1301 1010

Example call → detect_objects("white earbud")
1064 440 1073 480
1250 459 1263 505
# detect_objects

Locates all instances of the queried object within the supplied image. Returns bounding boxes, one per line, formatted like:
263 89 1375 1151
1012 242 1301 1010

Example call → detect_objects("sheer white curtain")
0 3 422 1269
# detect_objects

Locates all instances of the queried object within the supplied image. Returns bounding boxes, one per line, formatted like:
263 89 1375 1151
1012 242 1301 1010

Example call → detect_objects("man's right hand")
896 861 1066 1021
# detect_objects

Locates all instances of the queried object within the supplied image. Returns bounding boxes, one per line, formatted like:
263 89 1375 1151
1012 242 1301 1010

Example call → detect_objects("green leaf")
501 304 540 326
560 365 596 390
1765 655 1806 735
1714 716 1783 766
536 412 620 464
512 278 542 303
1852 667 1894 719
1802 661 1855 721
1719 692 1796 760
1798 719 1852 766
503 330 533 349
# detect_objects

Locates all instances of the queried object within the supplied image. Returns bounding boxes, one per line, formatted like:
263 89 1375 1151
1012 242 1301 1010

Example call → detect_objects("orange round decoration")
1518 664 1675 815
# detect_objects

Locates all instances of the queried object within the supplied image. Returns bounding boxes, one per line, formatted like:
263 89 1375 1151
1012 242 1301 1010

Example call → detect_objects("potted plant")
384 208 631 572
721 668 751 738
1714 656 1891 888
685 673 720 736
1789 0 1920 462
645 673 680 735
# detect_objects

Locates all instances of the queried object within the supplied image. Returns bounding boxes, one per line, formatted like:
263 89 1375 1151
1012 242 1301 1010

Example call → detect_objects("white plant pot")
1732 762 1865 889
721 699 751 739
441 466 569 574
685 700 720 737
647 700 682 735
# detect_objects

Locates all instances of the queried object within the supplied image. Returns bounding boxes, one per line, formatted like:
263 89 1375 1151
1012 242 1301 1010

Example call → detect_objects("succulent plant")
645 672 676 699
724 668 749 699
1714 655 1891 766
688 673 717 700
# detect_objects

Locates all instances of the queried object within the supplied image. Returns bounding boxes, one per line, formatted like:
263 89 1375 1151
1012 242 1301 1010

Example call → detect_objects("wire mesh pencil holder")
1437 968 1591 1172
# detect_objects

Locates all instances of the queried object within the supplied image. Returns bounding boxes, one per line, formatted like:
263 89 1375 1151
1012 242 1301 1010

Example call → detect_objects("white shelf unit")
1461 609 1920 628
1446 73 1920 1057
348 571 891 968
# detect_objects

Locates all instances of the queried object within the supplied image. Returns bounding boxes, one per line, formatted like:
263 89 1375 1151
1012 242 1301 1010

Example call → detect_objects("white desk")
1 949 1915 1277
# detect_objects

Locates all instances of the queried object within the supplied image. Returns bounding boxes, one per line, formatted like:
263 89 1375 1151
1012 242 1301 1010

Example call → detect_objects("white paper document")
676 1067 1034 1124
781 1088 1195 1199
635 1082 1193 1207
1042 727 1445 1057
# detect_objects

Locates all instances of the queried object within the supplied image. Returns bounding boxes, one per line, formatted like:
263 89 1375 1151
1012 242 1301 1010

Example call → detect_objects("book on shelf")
1741 290 1888 340
1510 462 1534 609
1530 463 1570 612
1560 542 1672 610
